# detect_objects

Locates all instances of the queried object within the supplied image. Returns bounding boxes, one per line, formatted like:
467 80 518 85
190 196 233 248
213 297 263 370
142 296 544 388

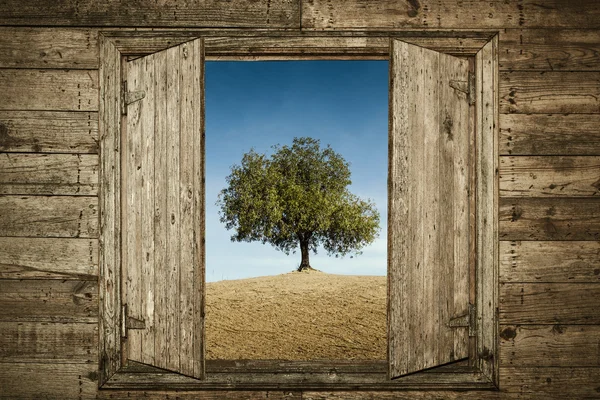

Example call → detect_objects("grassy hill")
205 269 386 360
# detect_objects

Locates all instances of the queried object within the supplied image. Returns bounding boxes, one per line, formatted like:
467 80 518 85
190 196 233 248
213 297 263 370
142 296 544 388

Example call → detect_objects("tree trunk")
298 237 311 272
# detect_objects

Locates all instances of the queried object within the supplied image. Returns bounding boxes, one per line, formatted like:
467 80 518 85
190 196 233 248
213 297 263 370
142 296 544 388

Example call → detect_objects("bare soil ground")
205 269 386 360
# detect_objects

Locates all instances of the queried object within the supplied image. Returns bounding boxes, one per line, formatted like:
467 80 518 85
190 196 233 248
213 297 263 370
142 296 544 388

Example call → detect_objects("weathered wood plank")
0 111 98 154
500 283 600 324
104 366 491 390
303 369 600 398
99 391 301 400
500 241 600 283
193 37 207 381
474 36 499 383
98 34 122 387
153 42 169 377
500 367 600 398
179 39 196 377
499 114 600 156
0 279 97 323
0 153 98 195
165 41 182 373
301 0 600 29
106 30 491 57
500 71 600 114
499 197 600 240
500 29 600 71
101 390 500 400
499 156 600 197
303 392 502 400
0 237 97 280
205 35 488 58
0 321 97 363
0 69 98 111
0 362 98 399
124 46 144 364
0 27 98 69
141 42 157 369
0 195 98 238
0 0 299 28
500 325 600 367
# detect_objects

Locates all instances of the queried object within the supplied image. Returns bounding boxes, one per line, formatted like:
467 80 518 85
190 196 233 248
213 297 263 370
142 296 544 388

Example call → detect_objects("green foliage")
217 137 380 265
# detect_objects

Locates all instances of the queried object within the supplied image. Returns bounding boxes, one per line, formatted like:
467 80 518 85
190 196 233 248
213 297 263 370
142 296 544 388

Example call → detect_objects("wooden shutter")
388 39 471 378
123 38 205 379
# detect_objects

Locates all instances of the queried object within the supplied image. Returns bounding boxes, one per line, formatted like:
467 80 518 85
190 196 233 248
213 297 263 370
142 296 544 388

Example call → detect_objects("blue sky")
205 61 388 282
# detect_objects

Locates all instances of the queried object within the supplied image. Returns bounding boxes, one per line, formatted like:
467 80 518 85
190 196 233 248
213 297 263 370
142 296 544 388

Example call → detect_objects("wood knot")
499 326 517 340
407 0 420 17
552 324 565 335
511 206 523 222
443 112 453 141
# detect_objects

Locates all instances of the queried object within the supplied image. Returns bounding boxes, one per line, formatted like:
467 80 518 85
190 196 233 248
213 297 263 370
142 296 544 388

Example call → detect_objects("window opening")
205 60 388 362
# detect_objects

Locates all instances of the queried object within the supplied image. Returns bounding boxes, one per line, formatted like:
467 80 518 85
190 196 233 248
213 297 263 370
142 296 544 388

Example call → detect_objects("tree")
216 137 381 272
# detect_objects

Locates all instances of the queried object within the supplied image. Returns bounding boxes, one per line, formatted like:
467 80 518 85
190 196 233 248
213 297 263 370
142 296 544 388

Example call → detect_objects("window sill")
101 360 497 391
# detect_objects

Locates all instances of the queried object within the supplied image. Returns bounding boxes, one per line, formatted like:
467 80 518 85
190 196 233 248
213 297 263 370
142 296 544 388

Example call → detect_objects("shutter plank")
165 43 182 372
153 47 169 371
140 51 156 366
179 40 196 377
125 55 143 361
389 39 470 378
422 46 440 369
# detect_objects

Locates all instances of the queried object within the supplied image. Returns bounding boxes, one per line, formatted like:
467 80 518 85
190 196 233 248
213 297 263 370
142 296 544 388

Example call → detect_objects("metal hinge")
121 80 146 115
449 71 475 105
121 303 146 339
448 303 476 337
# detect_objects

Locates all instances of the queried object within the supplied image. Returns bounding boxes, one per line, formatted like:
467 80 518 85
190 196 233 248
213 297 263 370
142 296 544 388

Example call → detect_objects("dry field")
205 269 387 360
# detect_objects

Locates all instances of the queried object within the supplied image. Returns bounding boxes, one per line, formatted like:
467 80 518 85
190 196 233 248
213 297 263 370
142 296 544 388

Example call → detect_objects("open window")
99 32 498 390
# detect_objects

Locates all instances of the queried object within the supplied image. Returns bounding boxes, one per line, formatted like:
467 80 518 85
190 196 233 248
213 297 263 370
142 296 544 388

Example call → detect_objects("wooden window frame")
98 30 499 391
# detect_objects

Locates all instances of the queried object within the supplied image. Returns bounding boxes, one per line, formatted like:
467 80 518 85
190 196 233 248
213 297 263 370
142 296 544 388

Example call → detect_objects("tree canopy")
216 137 381 271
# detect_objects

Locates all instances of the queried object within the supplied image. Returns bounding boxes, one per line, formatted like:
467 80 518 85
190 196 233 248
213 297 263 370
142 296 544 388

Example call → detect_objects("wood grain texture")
474 37 499 383
500 241 600 283
303 392 501 400
500 283 600 324
0 111 98 154
499 114 600 156
124 46 144 364
500 71 600 114
0 362 98 399
301 0 600 30
388 39 470 378
0 237 97 280
0 321 97 363
105 30 491 58
124 38 205 379
99 391 301 400
500 325 600 366
0 153 98 195
0 27 98 69
0 0 299 27
500 367 600 398
499 156 600 197
0 69 98 111
0 195 98 238
500 29 600 71
98 34 121 386
499 197 600 240
103 363 491 390
205 35 489 58
0 279 97 323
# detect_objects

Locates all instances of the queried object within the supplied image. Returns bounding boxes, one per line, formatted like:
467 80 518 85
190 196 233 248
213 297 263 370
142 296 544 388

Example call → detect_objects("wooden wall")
1 1 599 398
